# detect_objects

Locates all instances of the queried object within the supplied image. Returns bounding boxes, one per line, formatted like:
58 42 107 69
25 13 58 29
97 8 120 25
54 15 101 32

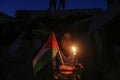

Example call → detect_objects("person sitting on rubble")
53 32 83 80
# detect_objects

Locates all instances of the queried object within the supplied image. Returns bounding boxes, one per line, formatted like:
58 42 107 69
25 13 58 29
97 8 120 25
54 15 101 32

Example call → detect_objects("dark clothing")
58 0 65 10
107 0 114 6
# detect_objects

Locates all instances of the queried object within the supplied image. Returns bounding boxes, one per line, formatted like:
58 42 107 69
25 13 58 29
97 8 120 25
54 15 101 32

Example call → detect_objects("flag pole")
58 50 64 65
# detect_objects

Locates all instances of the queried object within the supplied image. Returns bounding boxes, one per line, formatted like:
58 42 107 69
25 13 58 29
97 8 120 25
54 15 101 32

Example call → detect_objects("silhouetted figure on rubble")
106 0 114 6
49 0 57 11
58 0 65 10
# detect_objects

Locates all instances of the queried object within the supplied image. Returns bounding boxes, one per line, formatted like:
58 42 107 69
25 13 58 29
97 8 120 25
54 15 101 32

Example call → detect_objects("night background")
0 0 120 80
0 0 107 17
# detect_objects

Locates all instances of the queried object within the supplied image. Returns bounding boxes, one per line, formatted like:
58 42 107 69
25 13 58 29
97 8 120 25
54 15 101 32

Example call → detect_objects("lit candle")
72 46 76 66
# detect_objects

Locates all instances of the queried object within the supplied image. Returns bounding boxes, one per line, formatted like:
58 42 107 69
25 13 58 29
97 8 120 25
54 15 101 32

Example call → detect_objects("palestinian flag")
32 32 59 75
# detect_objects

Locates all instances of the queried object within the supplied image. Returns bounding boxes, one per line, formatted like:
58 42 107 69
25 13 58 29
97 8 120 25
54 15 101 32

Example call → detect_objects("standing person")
58 0 65 10
49 0 57 11
106 0 114 6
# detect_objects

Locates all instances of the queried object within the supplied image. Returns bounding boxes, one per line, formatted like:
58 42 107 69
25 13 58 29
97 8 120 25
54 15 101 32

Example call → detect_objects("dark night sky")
0 0 107 17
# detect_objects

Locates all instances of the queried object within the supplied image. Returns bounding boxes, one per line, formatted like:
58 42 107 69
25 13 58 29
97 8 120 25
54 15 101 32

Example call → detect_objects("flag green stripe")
33 48 58 75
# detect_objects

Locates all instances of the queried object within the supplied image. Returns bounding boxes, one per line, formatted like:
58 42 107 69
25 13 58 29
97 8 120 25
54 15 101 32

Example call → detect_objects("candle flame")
72 46 76 55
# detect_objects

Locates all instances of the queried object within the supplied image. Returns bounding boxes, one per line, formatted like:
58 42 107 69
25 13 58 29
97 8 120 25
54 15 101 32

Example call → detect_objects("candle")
72 46 76 55
72 46 76 66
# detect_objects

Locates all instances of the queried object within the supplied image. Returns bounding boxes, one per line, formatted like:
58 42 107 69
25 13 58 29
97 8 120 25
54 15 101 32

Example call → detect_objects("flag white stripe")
33 47 49 67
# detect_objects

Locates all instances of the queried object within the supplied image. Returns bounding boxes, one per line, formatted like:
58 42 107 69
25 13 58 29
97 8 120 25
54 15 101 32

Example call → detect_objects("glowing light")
72 46 76 55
